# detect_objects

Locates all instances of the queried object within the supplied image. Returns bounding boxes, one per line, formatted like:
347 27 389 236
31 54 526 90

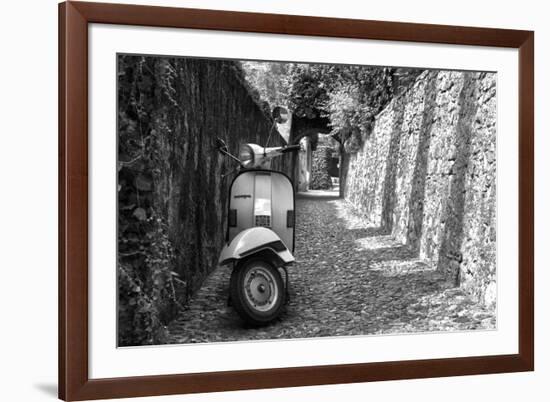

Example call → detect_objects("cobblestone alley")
167 191 496 344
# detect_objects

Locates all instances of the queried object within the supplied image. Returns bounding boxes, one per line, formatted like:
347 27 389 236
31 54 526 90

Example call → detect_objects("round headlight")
239 144 254 166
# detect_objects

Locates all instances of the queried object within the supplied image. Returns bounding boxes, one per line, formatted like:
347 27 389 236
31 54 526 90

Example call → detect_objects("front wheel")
230 258 285 326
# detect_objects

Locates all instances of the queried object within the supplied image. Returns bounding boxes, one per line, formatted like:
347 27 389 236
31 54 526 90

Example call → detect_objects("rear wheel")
230 258 285 326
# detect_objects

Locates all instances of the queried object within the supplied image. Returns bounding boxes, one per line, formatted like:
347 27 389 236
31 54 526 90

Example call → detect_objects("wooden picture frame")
59 1 534 400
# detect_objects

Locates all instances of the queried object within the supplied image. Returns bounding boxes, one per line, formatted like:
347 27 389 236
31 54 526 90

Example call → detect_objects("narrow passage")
167 191 495 344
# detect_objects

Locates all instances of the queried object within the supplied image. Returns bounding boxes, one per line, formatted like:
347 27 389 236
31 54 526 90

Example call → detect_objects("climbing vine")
310 146 334 190
117 56 185 346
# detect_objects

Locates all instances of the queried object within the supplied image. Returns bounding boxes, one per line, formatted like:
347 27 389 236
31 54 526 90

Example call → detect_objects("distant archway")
288 114 332 193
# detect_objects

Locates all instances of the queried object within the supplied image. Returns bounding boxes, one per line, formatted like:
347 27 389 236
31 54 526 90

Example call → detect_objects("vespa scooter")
216 107 301 326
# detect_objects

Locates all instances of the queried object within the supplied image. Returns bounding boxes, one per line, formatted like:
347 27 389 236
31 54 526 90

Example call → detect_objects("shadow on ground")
166 192 496 344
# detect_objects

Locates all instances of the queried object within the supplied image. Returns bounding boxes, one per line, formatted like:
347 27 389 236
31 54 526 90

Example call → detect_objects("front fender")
219 227 294 266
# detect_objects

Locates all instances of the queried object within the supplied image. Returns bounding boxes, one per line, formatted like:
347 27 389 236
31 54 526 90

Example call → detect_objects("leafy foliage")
241 61 422 152
240 61 292 110
288 64 396 152
310 146 334 190
287 64 331 119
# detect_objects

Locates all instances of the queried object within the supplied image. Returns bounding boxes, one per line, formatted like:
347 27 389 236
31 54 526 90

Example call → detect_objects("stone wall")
118 55 291 306
344 105 400 228
343 70 496 307
453 74 497 306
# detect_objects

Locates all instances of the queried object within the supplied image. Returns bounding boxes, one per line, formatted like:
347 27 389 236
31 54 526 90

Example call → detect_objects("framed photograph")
59 1 534 400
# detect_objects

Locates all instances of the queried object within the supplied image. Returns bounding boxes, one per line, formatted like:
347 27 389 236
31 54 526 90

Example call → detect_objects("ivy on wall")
117 56 186 346
310 146 334 190
117 55 292 346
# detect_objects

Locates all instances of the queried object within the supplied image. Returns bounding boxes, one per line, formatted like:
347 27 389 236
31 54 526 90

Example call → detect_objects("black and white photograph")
3 0 546 400
117 54 497 346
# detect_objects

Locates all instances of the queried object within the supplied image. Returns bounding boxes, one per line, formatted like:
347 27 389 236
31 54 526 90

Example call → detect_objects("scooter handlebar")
280 144 302 153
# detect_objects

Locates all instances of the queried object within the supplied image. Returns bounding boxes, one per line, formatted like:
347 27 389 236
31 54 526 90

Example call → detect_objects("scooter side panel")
228 173 254 243
270 173 294 251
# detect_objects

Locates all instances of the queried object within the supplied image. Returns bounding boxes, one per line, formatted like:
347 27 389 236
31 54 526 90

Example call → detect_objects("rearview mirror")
215 137 228 153
272 106 289 124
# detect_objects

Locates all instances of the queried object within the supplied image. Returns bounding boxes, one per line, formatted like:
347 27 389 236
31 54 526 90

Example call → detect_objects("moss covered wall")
310 146 333 190
117 55 291 344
